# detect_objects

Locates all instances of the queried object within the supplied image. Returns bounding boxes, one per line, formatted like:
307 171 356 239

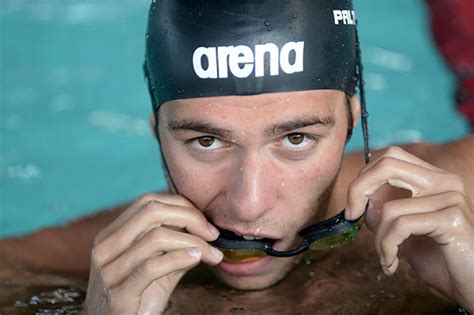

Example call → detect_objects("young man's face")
155 89 358 290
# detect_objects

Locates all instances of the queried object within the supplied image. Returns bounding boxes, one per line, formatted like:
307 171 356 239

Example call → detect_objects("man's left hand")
345 146 473 312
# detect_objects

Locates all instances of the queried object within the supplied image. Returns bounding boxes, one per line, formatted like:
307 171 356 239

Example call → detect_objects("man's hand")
345 146 474 312
84 193 223 315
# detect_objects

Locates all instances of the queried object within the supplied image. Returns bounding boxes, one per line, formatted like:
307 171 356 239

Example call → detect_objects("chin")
209 255 299 290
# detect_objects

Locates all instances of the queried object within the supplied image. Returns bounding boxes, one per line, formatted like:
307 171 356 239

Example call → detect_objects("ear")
149 113 157 139
350 95 361 129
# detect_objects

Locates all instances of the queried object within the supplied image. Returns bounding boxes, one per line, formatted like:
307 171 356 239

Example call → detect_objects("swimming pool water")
0 0 469 238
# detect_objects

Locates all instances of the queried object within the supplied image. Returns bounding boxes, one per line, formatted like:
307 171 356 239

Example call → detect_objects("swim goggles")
211 210 365 262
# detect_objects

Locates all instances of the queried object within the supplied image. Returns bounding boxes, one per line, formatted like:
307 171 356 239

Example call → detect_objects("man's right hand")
84 193 223 315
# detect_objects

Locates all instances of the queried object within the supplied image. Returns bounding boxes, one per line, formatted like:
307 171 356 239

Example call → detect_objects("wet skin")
0 90 472 313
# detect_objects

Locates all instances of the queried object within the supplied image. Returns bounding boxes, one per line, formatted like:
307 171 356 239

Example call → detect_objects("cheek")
279 137 344 213
293 134 344 184
161 140 228 208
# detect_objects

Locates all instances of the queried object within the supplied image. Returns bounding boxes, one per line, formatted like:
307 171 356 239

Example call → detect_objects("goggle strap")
355 26 371 165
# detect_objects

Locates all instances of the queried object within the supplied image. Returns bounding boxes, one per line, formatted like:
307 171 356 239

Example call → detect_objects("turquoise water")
0 0 468 238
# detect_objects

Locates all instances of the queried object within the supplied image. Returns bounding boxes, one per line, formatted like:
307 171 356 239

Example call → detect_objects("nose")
227 154 278 222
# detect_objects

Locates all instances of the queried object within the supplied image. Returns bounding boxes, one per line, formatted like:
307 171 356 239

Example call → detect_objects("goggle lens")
308 216 363 250
221 248 267 263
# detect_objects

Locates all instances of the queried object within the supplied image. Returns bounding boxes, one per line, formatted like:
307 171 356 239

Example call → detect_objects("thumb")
365 198 384 232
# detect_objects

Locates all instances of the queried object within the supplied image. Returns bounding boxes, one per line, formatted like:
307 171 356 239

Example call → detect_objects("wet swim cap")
144 0 370 193
144 0 360 111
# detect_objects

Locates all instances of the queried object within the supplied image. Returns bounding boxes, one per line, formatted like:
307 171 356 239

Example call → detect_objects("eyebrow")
264 115 335 137
167 119 233 138
167 115 335 138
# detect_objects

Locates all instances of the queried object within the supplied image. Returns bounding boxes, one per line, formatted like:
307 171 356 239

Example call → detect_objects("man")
1 1 473 314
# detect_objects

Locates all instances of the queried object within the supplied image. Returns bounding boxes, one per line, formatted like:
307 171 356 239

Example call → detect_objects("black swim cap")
144 0 359 111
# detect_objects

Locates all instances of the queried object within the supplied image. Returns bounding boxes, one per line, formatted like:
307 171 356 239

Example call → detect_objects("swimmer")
1 1 473 314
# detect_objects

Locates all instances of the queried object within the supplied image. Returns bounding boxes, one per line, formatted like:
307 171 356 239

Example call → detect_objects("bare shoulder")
425 136 473 172
425 136 474 199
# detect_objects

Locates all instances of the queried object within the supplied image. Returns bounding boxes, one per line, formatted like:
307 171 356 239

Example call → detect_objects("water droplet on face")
266 27 272 32
292 14 297 19
264 20 271 26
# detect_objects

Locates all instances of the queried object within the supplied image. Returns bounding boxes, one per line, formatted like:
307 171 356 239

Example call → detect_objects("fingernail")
345 207 352 220
187 247 202 259
208 223 220 237
380 256 389 275
210 246 224 260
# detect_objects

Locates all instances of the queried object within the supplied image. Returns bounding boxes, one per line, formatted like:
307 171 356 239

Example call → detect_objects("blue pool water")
0 0 469 238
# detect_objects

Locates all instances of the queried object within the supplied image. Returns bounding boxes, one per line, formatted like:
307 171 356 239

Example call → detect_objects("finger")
379 209 460 273
373 191 470 252
93 201 219 267
101 227 223 287
95 193 195 244
346 157 447 219
361 146 442 175
110 248 203 299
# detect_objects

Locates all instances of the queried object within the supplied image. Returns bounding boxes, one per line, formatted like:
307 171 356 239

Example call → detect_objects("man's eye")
281 133 317 149
287 133 304 145
197 136 215 147
189 136 225 150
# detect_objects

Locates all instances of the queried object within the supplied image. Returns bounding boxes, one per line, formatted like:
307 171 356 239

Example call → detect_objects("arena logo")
192 41 304 79
333 10 356 25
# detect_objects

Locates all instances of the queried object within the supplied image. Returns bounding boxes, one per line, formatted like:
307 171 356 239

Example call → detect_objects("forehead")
159 90 345 123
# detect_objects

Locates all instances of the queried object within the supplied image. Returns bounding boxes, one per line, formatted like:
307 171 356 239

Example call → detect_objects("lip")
215 224 280 240
217 255 274 276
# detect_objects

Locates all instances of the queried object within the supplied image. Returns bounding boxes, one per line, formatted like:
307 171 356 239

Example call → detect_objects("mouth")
216 226 280 240
211 226 281 262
